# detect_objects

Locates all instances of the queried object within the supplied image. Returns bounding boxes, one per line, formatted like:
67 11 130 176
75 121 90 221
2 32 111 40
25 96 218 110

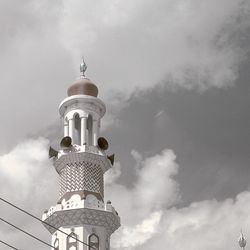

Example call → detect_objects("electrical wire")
0 217 57 249
0 197 94 249
0 240 19 250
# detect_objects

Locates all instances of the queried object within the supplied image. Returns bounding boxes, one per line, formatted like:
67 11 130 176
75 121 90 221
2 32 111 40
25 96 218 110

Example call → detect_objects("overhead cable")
0 240 19 250
0 217 58 250
0 197 94 249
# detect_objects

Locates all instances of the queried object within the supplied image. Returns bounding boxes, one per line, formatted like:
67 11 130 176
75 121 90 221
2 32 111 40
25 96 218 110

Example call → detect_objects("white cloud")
0 137 58 250
105 161 122 185
0 137 57 201
112 211 163 249
134 149 180 210
106 149 180 248
0 137 250 250
142 192 250 250
106 148 250 250
60 0 250 95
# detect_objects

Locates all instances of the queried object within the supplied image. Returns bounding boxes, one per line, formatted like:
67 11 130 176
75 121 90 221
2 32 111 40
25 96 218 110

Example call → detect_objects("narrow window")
67 232 78 250
88 234 99 250
87 114 93 145
74 113 81 145
54 238 59 250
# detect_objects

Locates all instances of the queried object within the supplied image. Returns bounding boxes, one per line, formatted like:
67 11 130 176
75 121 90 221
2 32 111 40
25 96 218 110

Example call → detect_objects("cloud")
105 149 180 248
0 0 249 149
106 148 250 250
60 0 250 95
0 137 250 250
0 137 57 250
142 192 250 250
105 161 122 185
112 211 163 249
0 137 56 204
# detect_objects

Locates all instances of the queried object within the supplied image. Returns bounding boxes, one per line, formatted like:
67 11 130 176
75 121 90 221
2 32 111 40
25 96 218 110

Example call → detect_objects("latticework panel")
59 161 104 197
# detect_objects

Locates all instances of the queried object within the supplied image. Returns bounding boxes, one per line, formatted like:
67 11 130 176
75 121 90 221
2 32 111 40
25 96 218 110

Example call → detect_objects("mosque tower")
42 58 120 250
239 231 247 250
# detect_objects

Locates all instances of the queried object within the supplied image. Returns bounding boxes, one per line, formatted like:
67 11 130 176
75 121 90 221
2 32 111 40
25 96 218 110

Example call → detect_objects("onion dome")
67 57 98 97
67 78 98 97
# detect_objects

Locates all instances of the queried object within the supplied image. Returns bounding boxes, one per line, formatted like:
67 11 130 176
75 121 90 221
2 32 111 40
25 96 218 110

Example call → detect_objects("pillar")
93 120 99 146
81 117 87 145
68 118 74 143
64 121 69 137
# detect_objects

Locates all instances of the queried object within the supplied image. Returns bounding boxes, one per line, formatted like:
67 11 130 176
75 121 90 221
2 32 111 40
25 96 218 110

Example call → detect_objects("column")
64 121 69 137
93 120 99 146
80 117 87 145
68 118 74 143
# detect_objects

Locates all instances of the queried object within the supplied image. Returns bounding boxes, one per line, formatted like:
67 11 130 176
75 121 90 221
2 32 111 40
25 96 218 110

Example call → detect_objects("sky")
0 0 250 249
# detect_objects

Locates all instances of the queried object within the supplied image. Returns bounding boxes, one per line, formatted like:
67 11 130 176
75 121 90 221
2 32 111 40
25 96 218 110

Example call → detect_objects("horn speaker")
60 136 72 148
107 154 115 166
97 137 109 150
49 147 58 158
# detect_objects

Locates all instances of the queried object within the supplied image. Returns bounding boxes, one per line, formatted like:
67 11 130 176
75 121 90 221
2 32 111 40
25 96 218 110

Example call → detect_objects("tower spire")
80 56 87 78
239 230 247 250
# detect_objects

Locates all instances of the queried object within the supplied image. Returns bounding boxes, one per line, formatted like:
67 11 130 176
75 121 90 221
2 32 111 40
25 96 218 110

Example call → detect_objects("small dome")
67 78 98 97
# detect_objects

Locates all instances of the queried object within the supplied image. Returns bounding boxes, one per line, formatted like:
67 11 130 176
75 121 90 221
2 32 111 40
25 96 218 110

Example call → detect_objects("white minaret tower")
42 58 120 250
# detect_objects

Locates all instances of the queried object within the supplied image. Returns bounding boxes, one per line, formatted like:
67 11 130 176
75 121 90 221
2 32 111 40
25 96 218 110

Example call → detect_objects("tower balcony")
42 199 120 235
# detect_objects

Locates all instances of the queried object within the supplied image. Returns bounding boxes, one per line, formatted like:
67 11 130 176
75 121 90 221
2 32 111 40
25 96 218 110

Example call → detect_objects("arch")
88 233 99 250
85 194 98 208
73 113 81 145
67 231 78 250
53 238 59 250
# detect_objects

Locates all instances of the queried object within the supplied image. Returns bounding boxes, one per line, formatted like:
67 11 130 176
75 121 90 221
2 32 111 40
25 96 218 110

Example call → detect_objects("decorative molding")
59 95 106 119
54 151 111 175
43 207 120 236
59 190 104 203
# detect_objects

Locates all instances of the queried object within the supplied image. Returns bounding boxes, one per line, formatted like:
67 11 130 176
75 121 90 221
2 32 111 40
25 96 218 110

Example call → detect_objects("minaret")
42 58 120 250
238 231 247 250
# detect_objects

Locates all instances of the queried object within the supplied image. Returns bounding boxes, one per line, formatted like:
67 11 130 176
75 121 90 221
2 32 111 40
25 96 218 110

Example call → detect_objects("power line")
0 217 57 250
0 197 94 249
0 240 18 250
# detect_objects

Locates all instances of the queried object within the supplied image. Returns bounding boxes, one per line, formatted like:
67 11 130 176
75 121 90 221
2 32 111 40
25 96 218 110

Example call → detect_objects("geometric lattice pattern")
59 161 104 198
43 207 120 236
54 151 111 176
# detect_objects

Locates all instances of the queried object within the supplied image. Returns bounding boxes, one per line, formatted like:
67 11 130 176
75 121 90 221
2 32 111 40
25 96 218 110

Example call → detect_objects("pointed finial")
80 57 87 78
239 230 247 249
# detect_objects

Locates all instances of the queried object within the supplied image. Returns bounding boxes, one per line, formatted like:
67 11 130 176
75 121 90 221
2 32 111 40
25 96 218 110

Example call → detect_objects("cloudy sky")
0 0 250 249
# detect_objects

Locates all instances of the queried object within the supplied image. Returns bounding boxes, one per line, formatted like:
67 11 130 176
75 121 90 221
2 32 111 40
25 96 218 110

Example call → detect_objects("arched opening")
54 238 59 250
87 114 93 145
88 233 99 250
73 113 81 145
67 232 78 250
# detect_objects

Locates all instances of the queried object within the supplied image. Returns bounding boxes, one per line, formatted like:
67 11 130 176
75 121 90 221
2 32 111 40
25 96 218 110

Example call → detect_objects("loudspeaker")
107 154 115 166
60 136 72 148
49 147 58 158
97 137 109 150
